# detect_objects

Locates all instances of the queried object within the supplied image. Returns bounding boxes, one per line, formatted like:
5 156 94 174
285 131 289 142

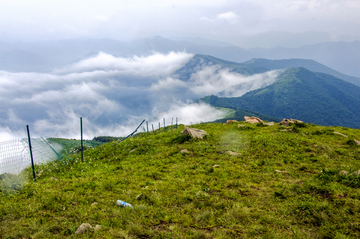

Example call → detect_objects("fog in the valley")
0 52 281 141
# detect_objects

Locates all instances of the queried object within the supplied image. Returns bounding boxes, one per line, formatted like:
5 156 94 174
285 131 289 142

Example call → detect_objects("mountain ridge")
202 67 360 128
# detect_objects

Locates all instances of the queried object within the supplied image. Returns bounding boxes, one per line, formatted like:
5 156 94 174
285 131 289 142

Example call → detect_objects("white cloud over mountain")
0 52 281 141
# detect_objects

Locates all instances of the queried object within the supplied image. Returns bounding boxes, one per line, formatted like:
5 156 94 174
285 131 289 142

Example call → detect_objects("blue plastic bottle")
116 200 133 208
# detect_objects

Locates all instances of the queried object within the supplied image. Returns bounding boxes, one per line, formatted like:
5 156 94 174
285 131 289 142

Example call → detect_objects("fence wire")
0 138 61 175
0 139 29 175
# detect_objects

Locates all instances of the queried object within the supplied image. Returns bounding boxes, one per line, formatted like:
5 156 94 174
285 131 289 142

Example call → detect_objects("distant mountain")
232 31 360 49
169 36 236 47
2 36 360 79
202 67 360 128
247 41 360 78
242 58 360 86
0 50 50 72
175 54 268 81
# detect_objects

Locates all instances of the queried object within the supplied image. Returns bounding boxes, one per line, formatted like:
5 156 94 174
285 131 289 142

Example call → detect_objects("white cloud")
188 65 281 97
150 77 187 91
0 52 280 142
155 103 226 126
217 11 238 24
95 15 109 22
58 52 194 76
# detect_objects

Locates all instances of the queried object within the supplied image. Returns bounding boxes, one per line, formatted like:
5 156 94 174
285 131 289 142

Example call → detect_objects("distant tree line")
92 136 123 143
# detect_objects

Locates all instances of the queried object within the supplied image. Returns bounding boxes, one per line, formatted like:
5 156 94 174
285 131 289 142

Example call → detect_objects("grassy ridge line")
1 122 360 238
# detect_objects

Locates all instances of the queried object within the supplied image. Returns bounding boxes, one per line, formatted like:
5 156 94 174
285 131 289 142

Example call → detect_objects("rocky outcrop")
181 128 208 139
244 116 263 124
75 223 102 234
280 118 303 126
339 170 348 176
226 120 238 124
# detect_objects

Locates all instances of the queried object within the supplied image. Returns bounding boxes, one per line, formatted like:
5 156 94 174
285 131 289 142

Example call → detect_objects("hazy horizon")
1 0 360 48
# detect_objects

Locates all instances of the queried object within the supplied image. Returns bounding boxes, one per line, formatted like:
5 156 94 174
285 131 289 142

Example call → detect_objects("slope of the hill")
204 67 360 128
1 122 360 238
243 58 360 86
199 98 282 123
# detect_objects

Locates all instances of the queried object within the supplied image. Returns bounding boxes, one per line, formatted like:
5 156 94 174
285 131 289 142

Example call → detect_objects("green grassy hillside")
1 122 360 238
204 67 360 128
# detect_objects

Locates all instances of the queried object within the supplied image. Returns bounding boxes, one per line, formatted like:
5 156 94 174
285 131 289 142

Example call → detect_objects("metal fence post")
152 124 154 133
176 117 178 129
171 117 173 129
80 117 83 162
26 125 36 181
163 118 165 131
146 121 149 133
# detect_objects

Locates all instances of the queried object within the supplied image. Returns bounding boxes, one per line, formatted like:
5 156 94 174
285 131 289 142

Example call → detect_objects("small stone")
263 122 275 126
75 223 92 234
339 170 348 176
280 118 303 126
226 120 238 124
180 149 190 154
354 139 360 145
130 149 136 153
238 124 246 127
50 177 59 181
213 165 220 168
226 151 240 156
94 225 102 231
352 170 360 176
91 202 98 207
181 127 208 139
244 116 263 124
243 164 247 167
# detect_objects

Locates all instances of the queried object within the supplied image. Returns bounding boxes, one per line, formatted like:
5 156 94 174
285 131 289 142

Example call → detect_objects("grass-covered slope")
205 67 360 128
1 123 360 238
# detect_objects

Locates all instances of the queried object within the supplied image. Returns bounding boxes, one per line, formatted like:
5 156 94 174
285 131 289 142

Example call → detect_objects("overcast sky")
1 0 360 44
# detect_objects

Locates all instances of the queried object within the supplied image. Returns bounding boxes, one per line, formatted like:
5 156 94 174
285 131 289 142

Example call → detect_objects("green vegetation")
204 67 360 128
1 122 360 238
93 136 123 143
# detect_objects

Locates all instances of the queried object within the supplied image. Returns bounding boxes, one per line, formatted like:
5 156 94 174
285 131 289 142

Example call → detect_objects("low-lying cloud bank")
0 52 281 141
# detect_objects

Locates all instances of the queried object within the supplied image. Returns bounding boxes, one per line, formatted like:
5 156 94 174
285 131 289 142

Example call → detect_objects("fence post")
176 117 178 129
158 122 160 131
171 117 173 129
80 117 83 162
152 124 154 133
26 125 36 181
163 118 165 131
146 121 149 133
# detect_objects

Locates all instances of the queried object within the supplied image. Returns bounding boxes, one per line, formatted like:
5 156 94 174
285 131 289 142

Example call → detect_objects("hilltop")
1 121 360 238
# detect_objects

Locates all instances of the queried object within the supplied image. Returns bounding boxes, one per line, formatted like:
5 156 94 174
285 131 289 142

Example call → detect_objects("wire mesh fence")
0 139 29 175
0 138 63 175
0 117 179 176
